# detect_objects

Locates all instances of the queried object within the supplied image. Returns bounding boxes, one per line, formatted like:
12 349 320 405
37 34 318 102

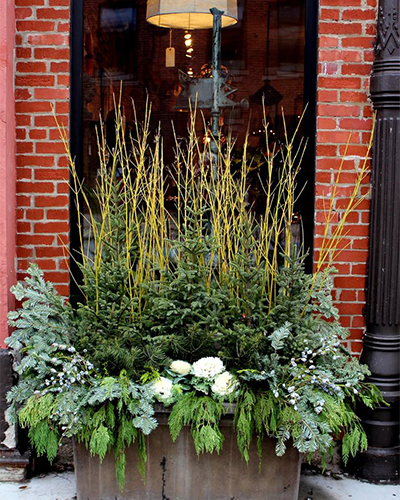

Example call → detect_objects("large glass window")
82 0 306 176
73 0 314 267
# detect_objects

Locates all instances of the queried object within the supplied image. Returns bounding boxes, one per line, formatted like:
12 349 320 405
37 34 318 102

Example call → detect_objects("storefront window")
83 1 305 167
77 0 311 257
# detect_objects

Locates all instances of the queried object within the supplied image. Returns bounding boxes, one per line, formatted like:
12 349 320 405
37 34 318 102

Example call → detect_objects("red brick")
57 183 70 193
17 181 54 194
349 341 363 353
338 144 370 156
16 61 47 73
319 23 362 35
317 117 337 129
340 290 357 302
34 169 69 180
34 221 69 233
318 104 360 116
320 8 340 21
57 75 70 86
352 264 368 275
46 208 69 220
337 302 364 315
365 23 377 36
34 259 58 270
35 115 64 127
17 234 55 246
17 155 55 167
317 131 359 144
15 88 32 100
16 47 31 58
16 115 31 126
344 212 359 223
57 156 69 167
15 101 52 113
36 8 70 19
334 276 366 289
318 90 338 102
16 75 55 87
17 142 33 154
29 129 47 140
341 37 374 49
17 247 34 258
16 195 32 207
316 145 337 156
34 48 69 60
16 0 44 5
339 316 351 328
43 271 69 283
335 249 369 262
57 22 70 32
16 129 27 140
342 8 376 21
340 91 368 103
34 88 69 100
357 289 366 302
342 63 372 76
319 36 339 48
15 7 33 19
27 34 68 45
35 195 69 207
50 62 69 73
352 238 369 249
17 221 31 233
25 209 45 220
320 0 361 5
36 142 66 154
315 171 332 183
17 20 55 31
59 259 69 270
319 50 362 63
36 246 66 258
339 118 372 130
346 225 369 237
55 101 69 113
49 128 64 140
319 76 362 89
54 284 69 296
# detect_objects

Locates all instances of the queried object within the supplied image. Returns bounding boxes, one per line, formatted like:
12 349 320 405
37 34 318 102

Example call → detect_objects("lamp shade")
146 1 238 29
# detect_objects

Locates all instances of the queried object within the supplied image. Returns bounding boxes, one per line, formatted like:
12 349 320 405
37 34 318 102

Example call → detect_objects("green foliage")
6 265 157 492
71 176 168 379
169 392 225 454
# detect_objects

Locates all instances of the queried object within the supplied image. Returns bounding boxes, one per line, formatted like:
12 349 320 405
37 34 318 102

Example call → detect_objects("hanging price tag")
166 47 175 67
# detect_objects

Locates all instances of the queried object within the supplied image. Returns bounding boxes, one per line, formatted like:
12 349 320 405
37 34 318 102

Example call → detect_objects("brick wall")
315 0 377 354
15 0 70 296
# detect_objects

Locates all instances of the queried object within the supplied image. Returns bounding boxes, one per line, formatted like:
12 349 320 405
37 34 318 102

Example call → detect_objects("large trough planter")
74 410 302 500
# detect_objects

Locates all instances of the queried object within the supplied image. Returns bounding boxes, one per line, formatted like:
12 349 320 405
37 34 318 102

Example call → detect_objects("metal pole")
210 7 223 156
347 0 400 483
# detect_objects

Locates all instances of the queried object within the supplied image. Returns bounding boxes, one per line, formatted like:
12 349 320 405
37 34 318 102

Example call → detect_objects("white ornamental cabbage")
211 371 239 397
153 376 173 399
170 360 191 375
192 357 224 379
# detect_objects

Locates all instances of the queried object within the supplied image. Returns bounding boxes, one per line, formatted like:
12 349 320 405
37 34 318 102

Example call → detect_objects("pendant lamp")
146 1 238 29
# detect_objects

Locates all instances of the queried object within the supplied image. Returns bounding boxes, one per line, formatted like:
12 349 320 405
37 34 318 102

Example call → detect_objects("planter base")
74 415 301 500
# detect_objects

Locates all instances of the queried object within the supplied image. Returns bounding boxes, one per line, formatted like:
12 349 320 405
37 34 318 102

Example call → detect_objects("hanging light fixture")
146 1 238 30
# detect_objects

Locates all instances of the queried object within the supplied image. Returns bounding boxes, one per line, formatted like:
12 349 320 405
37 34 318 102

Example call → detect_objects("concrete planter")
74 409 301 500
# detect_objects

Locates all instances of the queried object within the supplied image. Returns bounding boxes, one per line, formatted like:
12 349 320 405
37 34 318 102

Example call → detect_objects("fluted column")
351 0 400 482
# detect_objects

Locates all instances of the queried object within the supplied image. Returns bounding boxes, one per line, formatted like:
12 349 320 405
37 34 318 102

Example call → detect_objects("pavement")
0 470 399 499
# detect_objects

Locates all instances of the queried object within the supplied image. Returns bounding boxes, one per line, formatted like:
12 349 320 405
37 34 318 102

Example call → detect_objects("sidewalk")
0 470 398 499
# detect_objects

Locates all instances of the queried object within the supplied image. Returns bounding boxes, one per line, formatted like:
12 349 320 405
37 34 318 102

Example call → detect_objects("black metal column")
351 0 400 483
